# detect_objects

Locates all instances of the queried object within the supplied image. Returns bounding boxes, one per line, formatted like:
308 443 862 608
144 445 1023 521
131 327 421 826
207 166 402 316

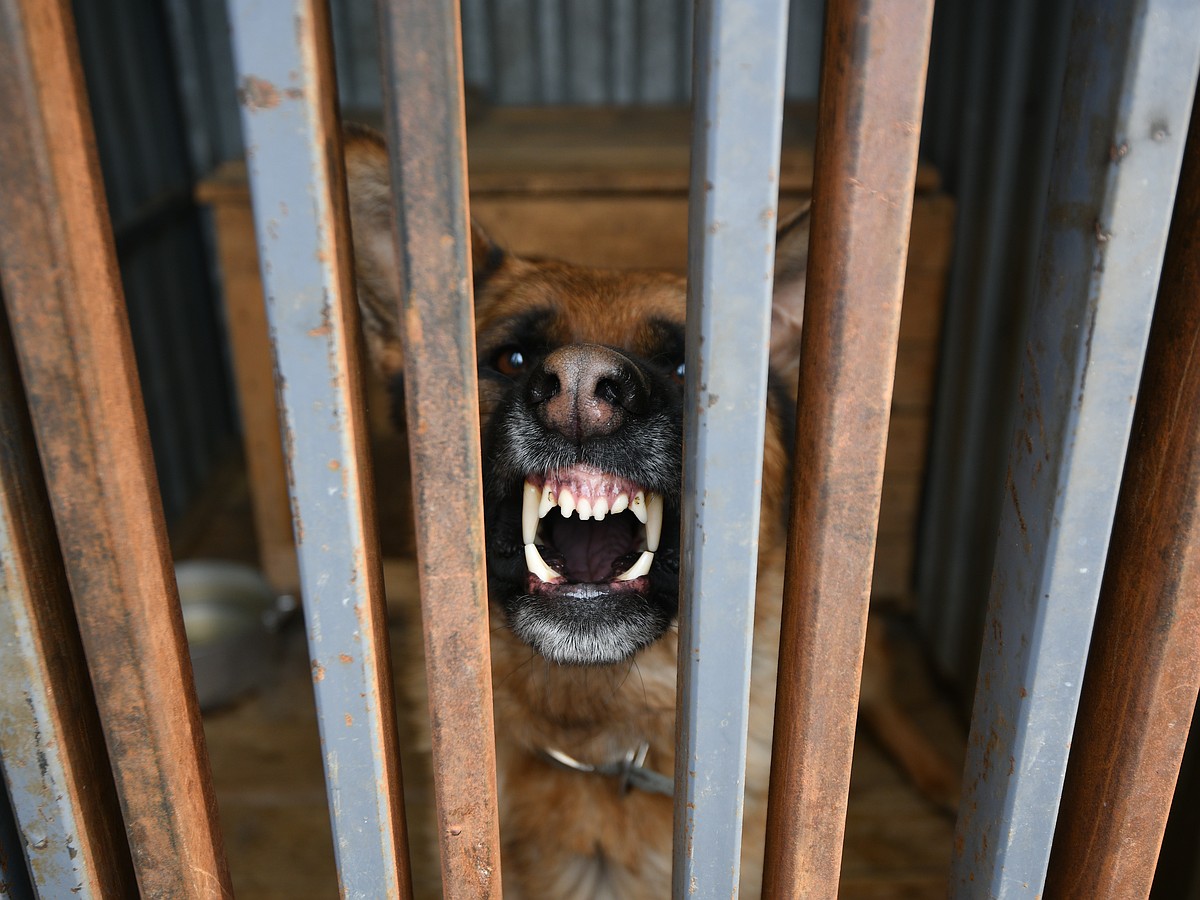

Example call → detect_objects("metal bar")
0 1 232 894
761 0 934 894
0 786 34 899
0 314 136 898
1043 97 1200 900
225 1 412 896
671 0 790 893
950 1 1200 893
376 1 503 895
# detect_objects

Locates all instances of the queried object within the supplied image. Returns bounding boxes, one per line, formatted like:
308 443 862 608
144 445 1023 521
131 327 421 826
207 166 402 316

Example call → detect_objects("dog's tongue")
547 516 640 582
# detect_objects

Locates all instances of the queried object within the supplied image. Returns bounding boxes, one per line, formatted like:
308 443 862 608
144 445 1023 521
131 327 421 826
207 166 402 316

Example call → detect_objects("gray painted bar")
672 0 790 893
951 1 1200 894
225 1 412 895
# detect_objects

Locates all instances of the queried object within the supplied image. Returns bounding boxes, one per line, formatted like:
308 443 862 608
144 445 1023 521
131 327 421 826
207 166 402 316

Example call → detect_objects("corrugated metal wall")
915 0 1074 696
71 0 237 523
159 0 826 170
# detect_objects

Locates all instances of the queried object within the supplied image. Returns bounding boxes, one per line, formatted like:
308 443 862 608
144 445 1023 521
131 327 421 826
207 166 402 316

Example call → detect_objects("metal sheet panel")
225 1 412 896
761 0 934 894
950 0 1200 893
670 0 790 893
0 0 231 894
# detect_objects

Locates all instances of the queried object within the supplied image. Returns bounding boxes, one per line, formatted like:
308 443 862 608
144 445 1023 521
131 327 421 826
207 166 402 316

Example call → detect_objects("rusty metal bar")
950 2 1200 893
0 0 232 895
376 1 503 896
671 0 790 892
1043 97 1200 900
376 3 504 897
224 0 412 896
761 0 934 895
0 313 136 897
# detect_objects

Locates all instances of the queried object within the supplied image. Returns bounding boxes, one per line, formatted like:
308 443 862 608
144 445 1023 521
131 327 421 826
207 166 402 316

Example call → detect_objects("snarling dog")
344 126 953 897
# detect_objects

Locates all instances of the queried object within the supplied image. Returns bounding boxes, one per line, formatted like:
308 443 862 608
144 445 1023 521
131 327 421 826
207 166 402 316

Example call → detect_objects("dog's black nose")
526 344 650 443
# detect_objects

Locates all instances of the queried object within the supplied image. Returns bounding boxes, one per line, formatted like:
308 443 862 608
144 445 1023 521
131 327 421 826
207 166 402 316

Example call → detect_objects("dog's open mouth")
520 464 663 592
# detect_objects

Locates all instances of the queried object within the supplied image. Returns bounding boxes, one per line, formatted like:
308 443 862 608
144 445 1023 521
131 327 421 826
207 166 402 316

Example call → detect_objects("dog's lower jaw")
503 584 673 666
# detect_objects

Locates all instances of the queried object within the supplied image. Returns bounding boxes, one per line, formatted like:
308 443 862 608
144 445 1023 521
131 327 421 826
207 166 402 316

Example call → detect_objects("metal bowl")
176 560 296 711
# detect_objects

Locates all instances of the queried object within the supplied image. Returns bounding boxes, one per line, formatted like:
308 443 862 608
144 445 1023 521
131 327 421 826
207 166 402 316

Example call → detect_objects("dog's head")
344 127 809 667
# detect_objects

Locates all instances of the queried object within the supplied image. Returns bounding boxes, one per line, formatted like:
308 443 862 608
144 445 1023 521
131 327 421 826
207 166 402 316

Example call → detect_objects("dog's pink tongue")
553 516 637 582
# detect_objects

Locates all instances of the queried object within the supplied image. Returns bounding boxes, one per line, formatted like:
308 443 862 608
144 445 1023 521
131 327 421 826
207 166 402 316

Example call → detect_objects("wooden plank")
206 205 299 593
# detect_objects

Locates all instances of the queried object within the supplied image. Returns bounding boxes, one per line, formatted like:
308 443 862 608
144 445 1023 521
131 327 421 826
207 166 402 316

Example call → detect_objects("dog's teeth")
592 497 609 521
631 490 647 524
577 498 592 521
610 493 629 515
525 543 560 583
538 484 554 519
616 549 654 581
522 481 540 544
645 493 664 552
559 488 576 518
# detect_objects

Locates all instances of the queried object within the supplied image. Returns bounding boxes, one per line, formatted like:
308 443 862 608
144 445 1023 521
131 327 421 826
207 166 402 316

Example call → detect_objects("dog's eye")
495 346 528 377
672 361 685 384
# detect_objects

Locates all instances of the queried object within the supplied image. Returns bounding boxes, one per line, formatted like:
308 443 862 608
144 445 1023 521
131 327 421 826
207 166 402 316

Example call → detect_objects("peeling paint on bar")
226 0 412 896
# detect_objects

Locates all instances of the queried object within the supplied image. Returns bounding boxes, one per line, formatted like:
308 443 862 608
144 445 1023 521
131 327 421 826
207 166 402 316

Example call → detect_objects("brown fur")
345 126 955 897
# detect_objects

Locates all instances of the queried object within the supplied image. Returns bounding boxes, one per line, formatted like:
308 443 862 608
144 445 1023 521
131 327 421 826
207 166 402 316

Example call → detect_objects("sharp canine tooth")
645 493 664 552
616 550 654 581
611 494 629 515
559 488 576 518
525 543 559 582
577 498 592 520
522 481 540 544
592 497 609 521
631 490 647 524
538 485 554 518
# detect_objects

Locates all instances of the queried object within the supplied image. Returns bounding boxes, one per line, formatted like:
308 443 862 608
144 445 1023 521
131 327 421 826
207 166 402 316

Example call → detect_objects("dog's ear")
770 201 811 384
344 125 405 379
343 125 505 380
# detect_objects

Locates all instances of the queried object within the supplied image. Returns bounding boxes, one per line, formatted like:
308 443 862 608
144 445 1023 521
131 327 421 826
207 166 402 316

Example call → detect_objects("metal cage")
1 0 1198 896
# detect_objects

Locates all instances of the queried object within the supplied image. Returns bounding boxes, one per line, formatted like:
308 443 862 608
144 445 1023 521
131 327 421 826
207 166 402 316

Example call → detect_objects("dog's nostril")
527 369 560 404
594 376 623 407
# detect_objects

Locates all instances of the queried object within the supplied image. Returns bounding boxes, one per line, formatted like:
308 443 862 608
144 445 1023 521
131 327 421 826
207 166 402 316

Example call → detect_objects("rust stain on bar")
1044 101 1200 899
0 314 136 897
0 0 232 895
378 0 503 895
761 0 935 895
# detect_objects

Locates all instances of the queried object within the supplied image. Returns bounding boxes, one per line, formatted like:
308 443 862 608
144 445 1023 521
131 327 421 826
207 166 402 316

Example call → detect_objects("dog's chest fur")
490 560 784 899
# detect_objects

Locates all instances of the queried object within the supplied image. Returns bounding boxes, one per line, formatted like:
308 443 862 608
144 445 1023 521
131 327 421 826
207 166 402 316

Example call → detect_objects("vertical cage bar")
0 314 136 898
0 787 33 899
377 1 503 895
1043 86 1200 900
761 0 934 894
0 1 232 894
671 0 790 893
950 1 1200 894
225 1 412 896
